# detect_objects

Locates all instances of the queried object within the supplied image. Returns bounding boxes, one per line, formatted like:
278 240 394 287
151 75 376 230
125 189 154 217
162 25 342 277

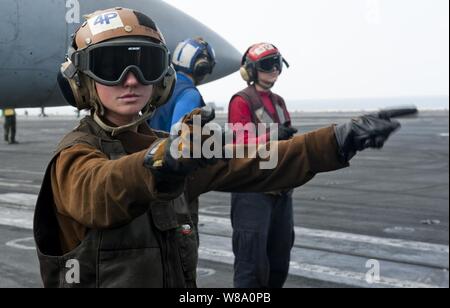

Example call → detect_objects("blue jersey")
148 72 205 132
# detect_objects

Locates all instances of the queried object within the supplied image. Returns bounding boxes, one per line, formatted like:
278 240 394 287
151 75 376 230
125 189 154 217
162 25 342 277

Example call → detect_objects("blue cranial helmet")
172 37 216 80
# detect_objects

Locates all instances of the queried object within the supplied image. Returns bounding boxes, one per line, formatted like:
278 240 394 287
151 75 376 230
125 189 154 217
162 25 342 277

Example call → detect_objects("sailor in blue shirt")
149 37 216 132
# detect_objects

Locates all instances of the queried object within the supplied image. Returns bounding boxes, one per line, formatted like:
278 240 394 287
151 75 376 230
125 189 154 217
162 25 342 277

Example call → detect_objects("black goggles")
71 40 170 86
255 55 289 73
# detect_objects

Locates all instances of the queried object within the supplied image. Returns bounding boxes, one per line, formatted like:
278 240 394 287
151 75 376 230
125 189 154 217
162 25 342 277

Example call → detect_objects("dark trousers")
231 192 295 288
4 115 16 143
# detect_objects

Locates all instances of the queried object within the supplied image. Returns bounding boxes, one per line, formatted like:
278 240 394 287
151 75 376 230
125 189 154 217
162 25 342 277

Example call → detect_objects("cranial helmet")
172 37 216 84
240 43 289 85
58 7 176 135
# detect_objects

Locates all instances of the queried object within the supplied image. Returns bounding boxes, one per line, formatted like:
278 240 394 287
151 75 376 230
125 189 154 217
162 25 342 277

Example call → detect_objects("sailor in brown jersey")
33 8 400 288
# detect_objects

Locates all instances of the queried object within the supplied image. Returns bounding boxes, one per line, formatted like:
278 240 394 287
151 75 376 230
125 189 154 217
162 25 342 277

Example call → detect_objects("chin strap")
88 79 155 137
92 107 155 137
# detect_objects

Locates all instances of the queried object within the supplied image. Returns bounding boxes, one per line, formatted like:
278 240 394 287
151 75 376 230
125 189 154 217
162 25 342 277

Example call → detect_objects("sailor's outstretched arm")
186 112 400 201
186 126 346 200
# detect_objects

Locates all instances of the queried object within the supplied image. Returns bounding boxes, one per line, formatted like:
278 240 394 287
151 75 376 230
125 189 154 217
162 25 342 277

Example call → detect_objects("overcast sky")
164 0 449 103
26 0 449 115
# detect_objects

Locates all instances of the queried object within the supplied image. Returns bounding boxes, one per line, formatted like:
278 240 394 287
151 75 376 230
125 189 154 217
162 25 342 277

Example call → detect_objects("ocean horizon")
212 96 449 113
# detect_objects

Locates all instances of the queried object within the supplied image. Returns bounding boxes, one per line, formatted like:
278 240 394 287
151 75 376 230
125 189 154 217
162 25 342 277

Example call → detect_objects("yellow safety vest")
4 109 15 116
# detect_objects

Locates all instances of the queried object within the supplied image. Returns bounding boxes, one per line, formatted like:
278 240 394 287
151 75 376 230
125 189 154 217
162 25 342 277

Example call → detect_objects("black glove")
144 107 219 178
334 114 401 162
278 123 298 141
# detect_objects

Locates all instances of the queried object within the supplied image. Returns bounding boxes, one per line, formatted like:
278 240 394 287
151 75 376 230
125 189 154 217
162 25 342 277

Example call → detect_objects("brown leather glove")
144 107 220 178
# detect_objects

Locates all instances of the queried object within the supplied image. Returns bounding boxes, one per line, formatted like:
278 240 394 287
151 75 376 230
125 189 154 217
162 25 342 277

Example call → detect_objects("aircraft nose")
201 40 241 84
148 1 242 83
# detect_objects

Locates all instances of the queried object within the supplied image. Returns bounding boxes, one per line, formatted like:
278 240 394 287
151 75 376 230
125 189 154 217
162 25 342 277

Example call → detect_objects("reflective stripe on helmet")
172 38 216 75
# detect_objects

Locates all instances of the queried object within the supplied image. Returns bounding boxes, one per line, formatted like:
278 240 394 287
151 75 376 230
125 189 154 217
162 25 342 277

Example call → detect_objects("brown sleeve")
51 143 183 229
186 126 348 201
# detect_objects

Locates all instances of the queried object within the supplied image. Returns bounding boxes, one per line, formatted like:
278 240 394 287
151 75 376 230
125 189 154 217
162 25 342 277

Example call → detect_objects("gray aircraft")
0 0 241 109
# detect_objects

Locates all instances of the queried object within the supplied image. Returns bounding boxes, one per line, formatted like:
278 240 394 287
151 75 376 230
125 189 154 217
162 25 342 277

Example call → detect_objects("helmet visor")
256 55 283 73
75 40 169 86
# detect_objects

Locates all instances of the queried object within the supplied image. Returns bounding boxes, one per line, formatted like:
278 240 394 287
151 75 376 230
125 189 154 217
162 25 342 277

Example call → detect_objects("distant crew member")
149 37 216 132
3 108 18 144
34 8 400 288
228 43 300 288
39 106 48 117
